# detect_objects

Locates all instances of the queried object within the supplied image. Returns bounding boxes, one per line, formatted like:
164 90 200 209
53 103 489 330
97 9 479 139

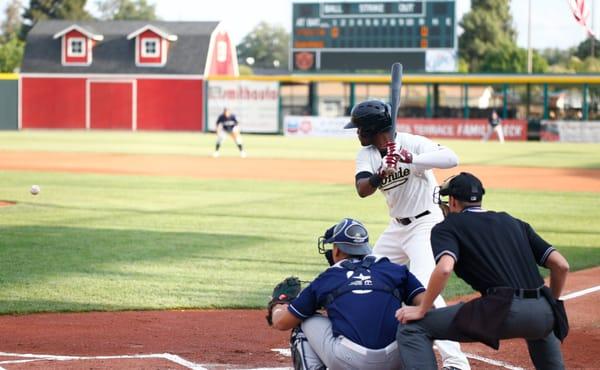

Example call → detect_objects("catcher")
267 218 427 370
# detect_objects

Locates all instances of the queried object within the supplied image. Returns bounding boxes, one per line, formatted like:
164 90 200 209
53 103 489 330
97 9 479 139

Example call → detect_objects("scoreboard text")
291 1 456 72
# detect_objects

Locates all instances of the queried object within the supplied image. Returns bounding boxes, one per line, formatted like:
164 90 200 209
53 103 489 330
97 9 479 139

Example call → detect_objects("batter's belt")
395 210 431 225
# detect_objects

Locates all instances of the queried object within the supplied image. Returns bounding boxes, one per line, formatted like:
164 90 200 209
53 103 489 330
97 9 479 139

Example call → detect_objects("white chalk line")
1 285 598 370
463 352 524 370
0 352 206 370
268 284 600 370
560 285 600 300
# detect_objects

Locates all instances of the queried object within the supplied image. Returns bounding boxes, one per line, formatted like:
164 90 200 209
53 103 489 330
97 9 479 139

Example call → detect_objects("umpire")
395 172 570 370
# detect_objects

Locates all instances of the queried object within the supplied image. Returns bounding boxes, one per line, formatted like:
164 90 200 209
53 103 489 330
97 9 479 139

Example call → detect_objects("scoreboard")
291 1 456 72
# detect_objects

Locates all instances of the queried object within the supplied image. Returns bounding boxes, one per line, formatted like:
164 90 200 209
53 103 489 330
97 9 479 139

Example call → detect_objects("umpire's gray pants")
396 296 565 370
301 316 402 370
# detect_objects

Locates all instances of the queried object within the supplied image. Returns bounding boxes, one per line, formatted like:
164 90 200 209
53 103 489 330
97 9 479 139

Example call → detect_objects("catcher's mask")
318 218 372 265
434 172 486 217
433 175 455 218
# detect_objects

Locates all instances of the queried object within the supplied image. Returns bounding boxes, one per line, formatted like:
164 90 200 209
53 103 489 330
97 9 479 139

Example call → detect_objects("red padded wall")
137 79 203 131
90 82 133 129
22 77 86 129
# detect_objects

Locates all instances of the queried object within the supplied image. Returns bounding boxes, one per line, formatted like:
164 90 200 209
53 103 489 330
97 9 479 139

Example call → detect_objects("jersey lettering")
381 167 410 191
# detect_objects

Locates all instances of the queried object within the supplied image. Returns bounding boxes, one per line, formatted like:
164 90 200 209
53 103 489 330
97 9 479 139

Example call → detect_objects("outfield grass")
1 130 600 168
0 131 599 314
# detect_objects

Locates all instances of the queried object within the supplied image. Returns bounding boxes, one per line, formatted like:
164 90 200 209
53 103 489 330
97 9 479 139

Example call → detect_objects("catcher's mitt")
266 276 302 326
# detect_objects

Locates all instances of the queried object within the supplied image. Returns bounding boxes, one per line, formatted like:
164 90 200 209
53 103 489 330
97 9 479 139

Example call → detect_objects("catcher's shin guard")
290 327 325 370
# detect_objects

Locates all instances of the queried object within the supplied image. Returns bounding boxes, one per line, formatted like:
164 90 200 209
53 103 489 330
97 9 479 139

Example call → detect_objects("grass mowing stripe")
1 171 598 314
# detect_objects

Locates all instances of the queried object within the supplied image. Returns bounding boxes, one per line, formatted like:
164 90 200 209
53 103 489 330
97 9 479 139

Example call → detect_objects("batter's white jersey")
355 132 442 218
354 132 470 370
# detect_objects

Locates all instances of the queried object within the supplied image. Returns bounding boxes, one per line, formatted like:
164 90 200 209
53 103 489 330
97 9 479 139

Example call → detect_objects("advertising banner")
284 116 528 140
541 120 600 142
284 116 356 137
396 118 528 140
207 80 279 133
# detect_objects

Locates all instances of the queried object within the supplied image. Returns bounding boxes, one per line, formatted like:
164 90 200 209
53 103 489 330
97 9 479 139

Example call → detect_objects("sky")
0 0 596 50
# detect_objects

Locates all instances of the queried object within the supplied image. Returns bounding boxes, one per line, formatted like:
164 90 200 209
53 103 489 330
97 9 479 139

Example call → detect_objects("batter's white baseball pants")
373 210 471 370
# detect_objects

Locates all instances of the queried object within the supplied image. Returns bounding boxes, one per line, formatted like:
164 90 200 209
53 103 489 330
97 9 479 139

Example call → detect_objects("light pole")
527 0 532 74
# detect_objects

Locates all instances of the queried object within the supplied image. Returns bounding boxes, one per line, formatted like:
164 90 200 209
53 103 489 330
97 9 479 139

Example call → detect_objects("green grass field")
1 131 599 314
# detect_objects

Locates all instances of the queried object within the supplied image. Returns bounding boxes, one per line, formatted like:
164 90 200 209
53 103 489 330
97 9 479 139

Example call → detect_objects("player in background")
482 109 505 143
344 100 470 370
213 108 247 158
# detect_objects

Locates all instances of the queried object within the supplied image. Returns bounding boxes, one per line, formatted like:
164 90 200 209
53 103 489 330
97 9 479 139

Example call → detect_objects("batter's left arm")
411 146 459 170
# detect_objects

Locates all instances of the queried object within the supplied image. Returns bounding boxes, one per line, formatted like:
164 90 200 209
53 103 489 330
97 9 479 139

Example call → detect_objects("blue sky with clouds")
1 0 595 50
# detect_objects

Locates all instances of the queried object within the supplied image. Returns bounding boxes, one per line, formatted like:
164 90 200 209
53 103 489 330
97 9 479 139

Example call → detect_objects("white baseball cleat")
212 151 220 158
240 151 247 158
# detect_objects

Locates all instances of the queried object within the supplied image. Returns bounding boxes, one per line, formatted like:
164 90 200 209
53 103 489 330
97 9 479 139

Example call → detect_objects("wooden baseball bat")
389 63 403 135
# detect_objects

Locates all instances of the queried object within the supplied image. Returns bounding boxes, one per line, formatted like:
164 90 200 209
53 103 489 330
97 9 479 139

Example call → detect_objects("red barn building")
20 21 238 131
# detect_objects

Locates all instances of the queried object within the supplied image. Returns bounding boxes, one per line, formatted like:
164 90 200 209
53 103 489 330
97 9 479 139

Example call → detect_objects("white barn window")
142 38 160 57
68 38 85 57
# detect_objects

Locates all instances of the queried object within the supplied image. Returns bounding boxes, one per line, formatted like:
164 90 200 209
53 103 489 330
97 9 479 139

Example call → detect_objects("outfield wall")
20 75 204 131
0 74 18 130
541 120 600 142
284 116 528 140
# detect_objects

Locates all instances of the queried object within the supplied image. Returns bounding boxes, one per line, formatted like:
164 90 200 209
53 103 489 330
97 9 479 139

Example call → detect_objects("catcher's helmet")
344 100 392 136
318 218 372 256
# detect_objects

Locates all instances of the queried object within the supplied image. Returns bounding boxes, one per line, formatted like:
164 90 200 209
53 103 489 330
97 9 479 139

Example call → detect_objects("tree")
21 0 91 40
480 41 548 73
575 37 600 60
0 0 24 71
1 0 22 41
236 22 289 70
541 47 575 66
96 0 157 21
0 36 25 72
458 0 517 72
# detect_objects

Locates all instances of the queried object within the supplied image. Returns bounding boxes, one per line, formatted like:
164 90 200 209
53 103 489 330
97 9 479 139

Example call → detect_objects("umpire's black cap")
439 172 485 202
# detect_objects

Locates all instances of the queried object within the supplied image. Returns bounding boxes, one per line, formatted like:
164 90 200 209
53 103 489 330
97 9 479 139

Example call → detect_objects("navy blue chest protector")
319 256 402 307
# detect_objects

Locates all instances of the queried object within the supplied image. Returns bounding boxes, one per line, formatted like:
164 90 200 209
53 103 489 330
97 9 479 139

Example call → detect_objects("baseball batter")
213 108 247 158
345 100 470 370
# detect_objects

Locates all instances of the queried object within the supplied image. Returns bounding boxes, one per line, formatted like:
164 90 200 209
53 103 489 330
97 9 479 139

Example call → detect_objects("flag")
567 0 596 37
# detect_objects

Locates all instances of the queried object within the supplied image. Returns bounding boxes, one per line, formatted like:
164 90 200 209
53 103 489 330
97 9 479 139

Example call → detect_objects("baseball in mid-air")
30 185 41 195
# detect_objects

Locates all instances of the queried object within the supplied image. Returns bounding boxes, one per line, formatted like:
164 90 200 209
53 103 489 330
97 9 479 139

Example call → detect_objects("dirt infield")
1 150 600 192
1 150 599 369
0 268 597 369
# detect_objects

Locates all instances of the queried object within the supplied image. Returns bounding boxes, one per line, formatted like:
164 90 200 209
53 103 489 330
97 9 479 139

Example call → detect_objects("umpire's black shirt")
431 207 556 294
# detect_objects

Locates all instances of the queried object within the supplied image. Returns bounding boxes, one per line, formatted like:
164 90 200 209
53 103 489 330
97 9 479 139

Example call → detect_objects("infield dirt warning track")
0 150 600 192
0 150 599 369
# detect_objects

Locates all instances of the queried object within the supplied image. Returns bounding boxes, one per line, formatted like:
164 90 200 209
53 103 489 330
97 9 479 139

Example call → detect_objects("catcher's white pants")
300 316 403 370
373 209 471 370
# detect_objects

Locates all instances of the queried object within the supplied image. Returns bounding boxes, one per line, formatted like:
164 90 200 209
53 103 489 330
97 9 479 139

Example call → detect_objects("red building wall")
90 82 133 129
63 30 89 65
207 32 235 75
137 30 164 65
137 79 203 131
22 77 86 129
22 77 203 131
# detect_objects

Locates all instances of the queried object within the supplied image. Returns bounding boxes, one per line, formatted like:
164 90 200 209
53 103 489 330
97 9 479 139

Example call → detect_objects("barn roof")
22 20 221 75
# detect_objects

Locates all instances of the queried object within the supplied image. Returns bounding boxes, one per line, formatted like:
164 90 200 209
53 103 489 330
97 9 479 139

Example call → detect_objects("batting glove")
398 147 413 164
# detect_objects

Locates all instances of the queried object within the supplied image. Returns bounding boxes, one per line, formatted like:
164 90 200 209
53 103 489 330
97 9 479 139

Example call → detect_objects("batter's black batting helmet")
344 100 392 136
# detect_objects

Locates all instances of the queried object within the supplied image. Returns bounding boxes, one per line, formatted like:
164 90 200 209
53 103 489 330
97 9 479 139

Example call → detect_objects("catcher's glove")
266 276 302 326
